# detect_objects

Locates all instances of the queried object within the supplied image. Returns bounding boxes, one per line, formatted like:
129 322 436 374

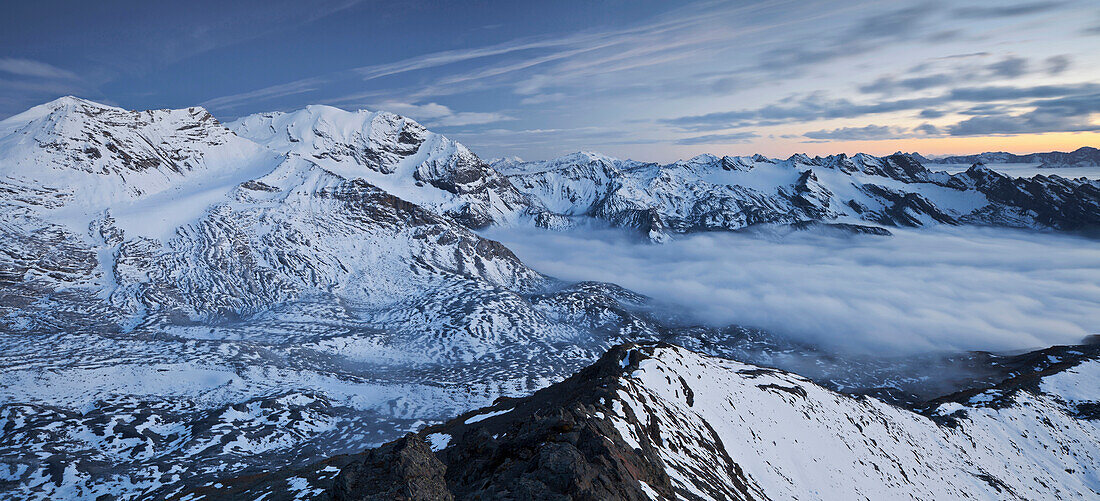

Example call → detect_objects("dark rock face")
948 164 1100 230
326 346 679 500
921 341 1100 426
787 220 893 235
326 345 756 501
860 185 960 227
437 407 670 500
332 434 452 501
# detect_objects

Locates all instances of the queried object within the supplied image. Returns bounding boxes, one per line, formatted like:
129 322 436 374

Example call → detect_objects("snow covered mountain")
924 146 1100 169
0 98 648 498
0 97 559 339
229 106 563 230
208 341 1100 500
1 97 1097 499
499 151 1100 240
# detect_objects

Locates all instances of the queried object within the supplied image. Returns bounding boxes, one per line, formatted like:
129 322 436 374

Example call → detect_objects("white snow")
1041 359 1100 404
464 407 513 424
426 432 452 451
610 345 1100 500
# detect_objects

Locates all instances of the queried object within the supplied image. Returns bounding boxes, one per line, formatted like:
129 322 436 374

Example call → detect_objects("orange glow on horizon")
786 132 1100 158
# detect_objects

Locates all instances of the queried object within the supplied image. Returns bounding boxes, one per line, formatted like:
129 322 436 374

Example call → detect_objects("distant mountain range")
911 146 1100 168
495 150 1099 241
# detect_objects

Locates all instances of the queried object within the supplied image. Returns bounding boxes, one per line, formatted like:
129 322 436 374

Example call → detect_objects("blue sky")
2 0 1099 161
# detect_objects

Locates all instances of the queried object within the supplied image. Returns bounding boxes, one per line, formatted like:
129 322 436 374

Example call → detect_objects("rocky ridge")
204 340 1100 500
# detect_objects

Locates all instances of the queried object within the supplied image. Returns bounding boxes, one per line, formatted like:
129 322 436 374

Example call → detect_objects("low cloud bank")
485 225 1099 355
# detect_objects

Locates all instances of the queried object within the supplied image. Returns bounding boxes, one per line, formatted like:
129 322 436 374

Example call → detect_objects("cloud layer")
485 225 1100 355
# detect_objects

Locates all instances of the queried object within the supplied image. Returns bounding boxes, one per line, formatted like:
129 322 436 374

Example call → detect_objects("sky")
2 0 1099 162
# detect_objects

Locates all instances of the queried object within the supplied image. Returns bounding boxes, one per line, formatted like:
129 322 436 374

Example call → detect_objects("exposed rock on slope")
0 97 553 348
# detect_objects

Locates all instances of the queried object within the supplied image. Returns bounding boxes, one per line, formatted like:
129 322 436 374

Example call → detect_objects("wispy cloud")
360 100 515 127
1045 55 1072 75
953 1 1066 19
676 131 759 145
661 83 1100 136
802 125 914 141
54 0 1099 159
201 78 324 110
0 58 79 80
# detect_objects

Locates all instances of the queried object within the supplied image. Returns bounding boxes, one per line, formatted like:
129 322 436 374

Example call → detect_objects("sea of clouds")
485 225 1100 355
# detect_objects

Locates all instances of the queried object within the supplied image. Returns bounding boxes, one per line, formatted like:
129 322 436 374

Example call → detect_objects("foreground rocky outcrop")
207 340 1100 500
330 434 452 501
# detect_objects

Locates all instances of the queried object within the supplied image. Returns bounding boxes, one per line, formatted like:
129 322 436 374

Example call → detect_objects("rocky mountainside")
924 146 1100 168
205 341 1100 500
1 97 1097 499
498 150 1100 241
229 106 564 230
0 98 646 499
0 97 559 340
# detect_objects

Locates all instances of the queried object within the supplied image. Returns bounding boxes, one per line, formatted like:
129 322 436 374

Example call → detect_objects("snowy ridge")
246 342 1100 500
0 96 282 240
229 105 559 229
616 344 1099 500
503 150 1100 240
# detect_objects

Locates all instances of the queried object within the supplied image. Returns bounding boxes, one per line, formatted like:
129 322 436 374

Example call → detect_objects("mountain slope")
0 98 559 341
215 341 1100 500
229 106 563 229
0 98 758 499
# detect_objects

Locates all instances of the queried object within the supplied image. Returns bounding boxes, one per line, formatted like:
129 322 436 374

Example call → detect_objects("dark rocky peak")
894 151 931 163
948 162 1100 230
964 162 1003 179
331 434 452 501
817 153 860 174
332 343 688 500
786 152 817 165
718 155 755 171
943 162 1003 191
877 152 932 183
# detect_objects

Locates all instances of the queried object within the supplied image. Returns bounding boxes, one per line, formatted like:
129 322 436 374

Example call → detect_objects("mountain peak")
43 95 116 110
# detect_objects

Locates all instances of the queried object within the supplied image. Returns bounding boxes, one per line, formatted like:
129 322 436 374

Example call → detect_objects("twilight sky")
2 0 1099 162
